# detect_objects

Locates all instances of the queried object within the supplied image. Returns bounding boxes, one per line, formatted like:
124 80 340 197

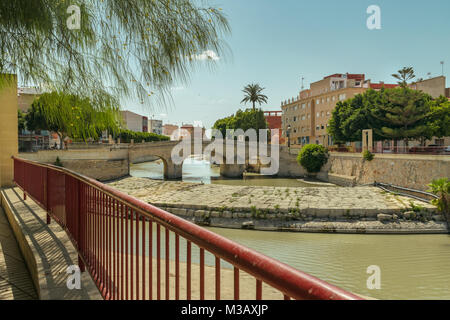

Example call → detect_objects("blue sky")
126 0 450 128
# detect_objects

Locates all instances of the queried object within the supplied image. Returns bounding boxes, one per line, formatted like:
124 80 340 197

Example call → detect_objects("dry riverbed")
108 177 448 234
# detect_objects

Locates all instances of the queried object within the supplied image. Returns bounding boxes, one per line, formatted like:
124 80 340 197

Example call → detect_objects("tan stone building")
17 87 41 112
409 76 448 99
281 73 450 148
281 73 386 147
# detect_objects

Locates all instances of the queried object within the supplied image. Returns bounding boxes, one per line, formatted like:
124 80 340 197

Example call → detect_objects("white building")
148 119 163 135
121 110 147 132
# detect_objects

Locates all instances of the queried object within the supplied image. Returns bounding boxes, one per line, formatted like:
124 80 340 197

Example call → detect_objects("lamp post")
286 125 291 150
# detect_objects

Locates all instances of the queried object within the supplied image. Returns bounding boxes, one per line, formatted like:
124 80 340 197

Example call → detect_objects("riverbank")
108 177 447 234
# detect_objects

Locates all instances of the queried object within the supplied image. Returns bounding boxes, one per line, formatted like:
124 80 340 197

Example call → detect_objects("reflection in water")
130 158 327 187
130 159 450 300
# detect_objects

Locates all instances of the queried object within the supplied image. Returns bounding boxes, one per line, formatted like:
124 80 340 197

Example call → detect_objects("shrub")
362 150 375 161
118 129 170 143
428 178 450 215
54 156 63 167
297 144 329 173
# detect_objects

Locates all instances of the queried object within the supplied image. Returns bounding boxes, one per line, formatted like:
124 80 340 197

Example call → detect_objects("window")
301 115 306 120
293 116 297 122
321 111 324 117
316 99 320 105
327 97 330 102
339 94 346 101
321 125 324 130
327 111 330 116
302 103 306 109
317 112 320 117
332 96 336 101
316 125 320 130
308 114 310 119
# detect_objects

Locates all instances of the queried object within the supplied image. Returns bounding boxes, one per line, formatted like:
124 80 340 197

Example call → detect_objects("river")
130 160 450 300
130 158 330 187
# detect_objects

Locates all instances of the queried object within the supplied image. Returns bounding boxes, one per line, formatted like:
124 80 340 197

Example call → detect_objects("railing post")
45 167 51 225
77 179 85 272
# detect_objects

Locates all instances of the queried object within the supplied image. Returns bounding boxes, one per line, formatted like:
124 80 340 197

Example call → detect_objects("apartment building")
148 119 163 135
17 87 41 112
163 124 179 139
281 73 384 147
409 76 448 99
281 73 450 148
121 110 148 132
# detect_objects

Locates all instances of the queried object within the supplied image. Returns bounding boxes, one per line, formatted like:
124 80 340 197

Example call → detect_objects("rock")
222 211 233 218
210 211 220 218
194 210 207 217
242 221 255 229
432 215 445 222
377 214 393 222
170 208 187 216
402 211 415 220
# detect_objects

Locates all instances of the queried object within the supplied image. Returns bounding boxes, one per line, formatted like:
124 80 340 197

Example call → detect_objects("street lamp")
286 125 291 149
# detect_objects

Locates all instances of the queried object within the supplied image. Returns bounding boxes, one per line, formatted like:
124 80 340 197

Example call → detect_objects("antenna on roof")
301 77 305 90
440 61 444 76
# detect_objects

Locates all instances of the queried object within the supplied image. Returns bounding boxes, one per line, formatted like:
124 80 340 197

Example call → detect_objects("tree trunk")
57 132 64 150
252 101 255 111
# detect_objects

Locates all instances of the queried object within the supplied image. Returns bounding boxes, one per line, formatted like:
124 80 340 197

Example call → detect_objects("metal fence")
12 157 362 300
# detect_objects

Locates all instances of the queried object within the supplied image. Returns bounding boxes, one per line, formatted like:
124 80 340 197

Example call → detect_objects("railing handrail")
12 156 362 300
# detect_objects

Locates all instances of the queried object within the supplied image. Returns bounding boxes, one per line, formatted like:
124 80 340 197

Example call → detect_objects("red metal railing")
332 145 449 155
12 157 362 300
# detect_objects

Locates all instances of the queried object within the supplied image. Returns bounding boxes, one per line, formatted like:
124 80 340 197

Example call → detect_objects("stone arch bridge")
128 140 303 179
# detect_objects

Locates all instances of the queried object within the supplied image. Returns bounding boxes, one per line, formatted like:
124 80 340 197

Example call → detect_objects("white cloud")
192 50 220 61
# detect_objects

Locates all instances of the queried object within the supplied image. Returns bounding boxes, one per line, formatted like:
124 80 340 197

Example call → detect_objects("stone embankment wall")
324 153 450 191
20 148 130 181
108 177 447 234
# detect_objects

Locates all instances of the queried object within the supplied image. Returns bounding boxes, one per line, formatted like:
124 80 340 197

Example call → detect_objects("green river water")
130 159 450 300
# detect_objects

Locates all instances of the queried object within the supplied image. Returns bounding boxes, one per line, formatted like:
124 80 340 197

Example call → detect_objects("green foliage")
18 110 26 132
212 108 268 139
241 84 268 110
118 129 169 143
427 178 450 214
392 67 416 87
297 144 329 173
327 90 386 143
372 87 432 144
362 150 375 161
26 92 120 143
0 0 230 107
327 86 447 145
424 96 450 139
54 156 63 167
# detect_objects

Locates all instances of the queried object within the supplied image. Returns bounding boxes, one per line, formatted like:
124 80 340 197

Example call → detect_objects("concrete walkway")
1 188 102 300
0 207 37 300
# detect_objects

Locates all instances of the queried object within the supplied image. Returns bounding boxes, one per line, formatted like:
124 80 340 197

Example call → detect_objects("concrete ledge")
328 173 357 187
0 187 102 300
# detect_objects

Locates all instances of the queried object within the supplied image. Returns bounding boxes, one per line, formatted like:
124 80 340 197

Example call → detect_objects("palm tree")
392 67 416 87
241 84 268 110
